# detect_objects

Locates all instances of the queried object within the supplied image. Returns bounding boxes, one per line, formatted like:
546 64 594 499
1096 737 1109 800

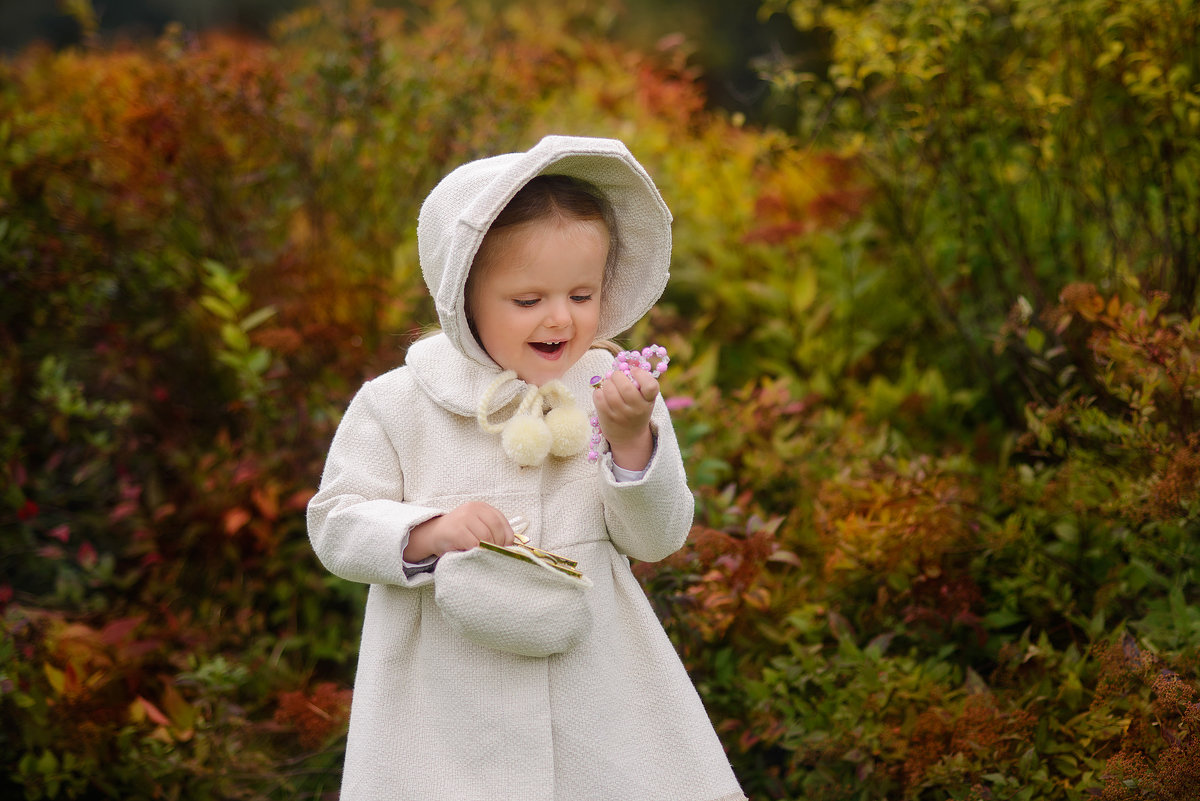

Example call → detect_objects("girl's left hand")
592 366 657 471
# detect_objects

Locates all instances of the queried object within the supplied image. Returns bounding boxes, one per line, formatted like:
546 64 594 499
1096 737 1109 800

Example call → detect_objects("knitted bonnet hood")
417 135 673 368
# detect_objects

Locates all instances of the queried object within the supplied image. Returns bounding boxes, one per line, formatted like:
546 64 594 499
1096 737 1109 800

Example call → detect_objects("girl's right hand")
403 501 516 562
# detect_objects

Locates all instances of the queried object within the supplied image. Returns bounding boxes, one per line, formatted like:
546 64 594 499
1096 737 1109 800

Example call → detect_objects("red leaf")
99 616 146 646
285 488 316 510
224 507 252 535
17 499 38 521
137 696 172 727
232 461 260 485
110 500 139 522
252 486 279 521
48 524 71 543
77 542 98 568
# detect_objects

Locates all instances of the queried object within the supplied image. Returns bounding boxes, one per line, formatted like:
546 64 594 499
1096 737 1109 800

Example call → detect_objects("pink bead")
585 345 671 469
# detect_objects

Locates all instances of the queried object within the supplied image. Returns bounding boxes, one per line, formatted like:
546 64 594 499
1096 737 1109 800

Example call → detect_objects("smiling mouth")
530 340 566 356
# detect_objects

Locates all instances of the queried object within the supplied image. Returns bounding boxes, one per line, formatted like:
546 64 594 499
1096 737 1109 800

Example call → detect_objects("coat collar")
406 333 611 417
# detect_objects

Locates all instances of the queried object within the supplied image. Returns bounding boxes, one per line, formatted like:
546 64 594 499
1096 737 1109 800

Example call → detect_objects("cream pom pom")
545 405 591 457
502 415 553 467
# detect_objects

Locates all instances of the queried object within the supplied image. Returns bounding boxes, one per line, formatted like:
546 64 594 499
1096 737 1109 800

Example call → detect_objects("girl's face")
468 216 608 386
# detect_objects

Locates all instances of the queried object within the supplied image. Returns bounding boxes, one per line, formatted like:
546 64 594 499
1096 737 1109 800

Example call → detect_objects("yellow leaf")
691 343 720 389
743 586 772 611
160 681 197 733
791 268 818 314
768 550 804 567
43 663 65 695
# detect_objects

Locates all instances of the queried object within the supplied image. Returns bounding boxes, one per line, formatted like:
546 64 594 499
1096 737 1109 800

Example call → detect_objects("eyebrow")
504 281 601 294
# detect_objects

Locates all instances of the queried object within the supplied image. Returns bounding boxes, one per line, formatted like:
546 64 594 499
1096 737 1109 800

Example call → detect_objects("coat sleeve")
599 397 694 563
307 380 442 588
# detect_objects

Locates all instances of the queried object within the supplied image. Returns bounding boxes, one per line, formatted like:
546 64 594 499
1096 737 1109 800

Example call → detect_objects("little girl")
308 135 745 801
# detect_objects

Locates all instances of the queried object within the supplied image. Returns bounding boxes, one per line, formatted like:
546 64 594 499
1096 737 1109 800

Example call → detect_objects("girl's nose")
543 299 571 328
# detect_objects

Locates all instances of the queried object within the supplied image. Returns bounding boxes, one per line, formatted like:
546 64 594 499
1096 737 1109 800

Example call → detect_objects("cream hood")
416 135 673 368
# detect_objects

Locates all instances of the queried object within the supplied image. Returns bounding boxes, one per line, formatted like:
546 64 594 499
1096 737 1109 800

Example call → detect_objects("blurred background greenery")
0 0 814 125
2 0 1198 799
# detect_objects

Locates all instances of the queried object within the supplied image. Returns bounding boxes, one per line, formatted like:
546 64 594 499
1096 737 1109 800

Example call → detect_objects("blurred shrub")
693 4 1200 788
761 0 1200 425
637 282 1200 799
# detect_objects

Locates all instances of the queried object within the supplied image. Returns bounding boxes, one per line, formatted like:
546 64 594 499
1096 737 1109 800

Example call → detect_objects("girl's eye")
571 294 593 303
513 298 539 308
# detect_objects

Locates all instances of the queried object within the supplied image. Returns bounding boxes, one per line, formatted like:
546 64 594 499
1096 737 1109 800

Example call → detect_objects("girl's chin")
516 362 571 385
523 371 567 386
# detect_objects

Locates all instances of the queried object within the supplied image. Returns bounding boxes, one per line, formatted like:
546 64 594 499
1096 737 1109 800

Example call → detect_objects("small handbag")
433 541 594 658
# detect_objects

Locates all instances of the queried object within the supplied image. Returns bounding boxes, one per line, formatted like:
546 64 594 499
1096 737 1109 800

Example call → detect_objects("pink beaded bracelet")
587 345 669 462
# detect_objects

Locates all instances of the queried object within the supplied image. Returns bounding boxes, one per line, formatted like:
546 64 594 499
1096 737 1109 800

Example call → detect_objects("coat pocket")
433 546 593 658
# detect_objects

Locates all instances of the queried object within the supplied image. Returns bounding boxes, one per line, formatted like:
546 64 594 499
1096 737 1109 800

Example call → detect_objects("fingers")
493 515 516 547
627 367 660 402
443 501 515 550
592 371 657 455
466 502 514 547
592 367 659 407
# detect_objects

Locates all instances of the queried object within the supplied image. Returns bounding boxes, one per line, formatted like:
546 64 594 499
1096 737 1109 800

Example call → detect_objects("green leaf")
246 348 271 375
199 295 236 321
36 749 58 774
791 267 818 314
1024 326 1045 354
220 323 250 352
239 305 277 332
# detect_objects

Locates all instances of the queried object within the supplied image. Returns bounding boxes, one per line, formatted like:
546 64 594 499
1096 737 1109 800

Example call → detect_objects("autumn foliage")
3 0 1200 799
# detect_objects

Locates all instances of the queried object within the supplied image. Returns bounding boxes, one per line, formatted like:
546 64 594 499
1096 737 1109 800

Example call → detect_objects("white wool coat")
307 333 745 801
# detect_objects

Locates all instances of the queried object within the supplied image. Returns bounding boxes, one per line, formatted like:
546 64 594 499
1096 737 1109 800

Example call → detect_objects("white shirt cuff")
611 462 649 483
400 529 439 577
402 553 438 577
